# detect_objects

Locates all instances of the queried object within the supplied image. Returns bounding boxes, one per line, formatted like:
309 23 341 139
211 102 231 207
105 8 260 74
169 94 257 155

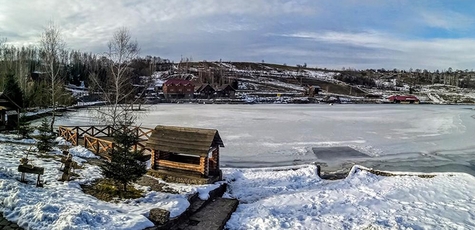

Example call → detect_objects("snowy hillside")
156 61 475 104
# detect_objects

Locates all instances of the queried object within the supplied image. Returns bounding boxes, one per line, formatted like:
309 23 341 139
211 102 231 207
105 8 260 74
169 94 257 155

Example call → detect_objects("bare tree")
0 38 6 87
40 23 66 132
90 27 140 127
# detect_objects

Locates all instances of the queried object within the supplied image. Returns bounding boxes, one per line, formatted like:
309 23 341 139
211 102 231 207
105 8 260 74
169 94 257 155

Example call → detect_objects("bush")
18 115 33 138
100 126 147 195
36 118 55 152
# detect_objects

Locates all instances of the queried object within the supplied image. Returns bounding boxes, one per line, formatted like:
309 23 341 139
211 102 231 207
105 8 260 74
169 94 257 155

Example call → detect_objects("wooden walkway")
58 125 153 160
0 213 22 230
176 198 238 230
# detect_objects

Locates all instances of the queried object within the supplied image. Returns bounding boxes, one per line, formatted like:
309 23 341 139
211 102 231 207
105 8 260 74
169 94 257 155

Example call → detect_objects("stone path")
176 197 239 230
0 213 22 230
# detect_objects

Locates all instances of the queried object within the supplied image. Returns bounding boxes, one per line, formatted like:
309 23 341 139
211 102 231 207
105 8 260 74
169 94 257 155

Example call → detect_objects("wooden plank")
157 159 202 173
200 156 209 177
18 165 44 175
146 142 210 156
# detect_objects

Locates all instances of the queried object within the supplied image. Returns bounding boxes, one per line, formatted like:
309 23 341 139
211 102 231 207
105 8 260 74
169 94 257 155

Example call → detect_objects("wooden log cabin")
0 93 21 131
146 125 224 183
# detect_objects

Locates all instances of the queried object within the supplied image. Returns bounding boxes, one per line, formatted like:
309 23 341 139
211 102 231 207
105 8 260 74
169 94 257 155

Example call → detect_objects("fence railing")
84 135 114 160
58 125 153 159
59 126 154 140
58 126 79 146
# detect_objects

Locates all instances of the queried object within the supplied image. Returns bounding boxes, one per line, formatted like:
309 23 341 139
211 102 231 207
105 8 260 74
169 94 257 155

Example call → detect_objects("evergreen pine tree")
100 126 147 194
36 118 54 152
3 73 24 108
18 115 33 138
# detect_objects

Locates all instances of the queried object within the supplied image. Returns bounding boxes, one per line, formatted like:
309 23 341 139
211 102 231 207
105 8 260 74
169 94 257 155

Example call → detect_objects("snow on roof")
154 78 164 87
164 79 193 85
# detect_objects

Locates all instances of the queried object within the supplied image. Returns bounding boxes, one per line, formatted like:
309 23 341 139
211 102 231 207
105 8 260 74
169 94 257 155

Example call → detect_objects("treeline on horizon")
335 67 475 89
0 36 171 109
2 26 475 110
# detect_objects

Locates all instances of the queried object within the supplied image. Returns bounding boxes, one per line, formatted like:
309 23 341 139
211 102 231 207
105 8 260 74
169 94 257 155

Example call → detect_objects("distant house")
0 93 21 130
154 79 164 92
194 84 216 99
305 85 321 97
216 84 236 98
30 71 46 82
387 95 419 104
162 79 194 99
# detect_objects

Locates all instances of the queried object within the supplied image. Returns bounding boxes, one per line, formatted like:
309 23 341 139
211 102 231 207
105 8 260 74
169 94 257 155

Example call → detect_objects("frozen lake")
55 104 475 175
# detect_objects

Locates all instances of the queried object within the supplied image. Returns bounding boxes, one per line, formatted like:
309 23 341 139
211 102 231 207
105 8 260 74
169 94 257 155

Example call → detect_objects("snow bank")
54 137 72 146
0 182 153 230
0 142 215 230
0 144 154 230
0 134 36 144
224 165 475 229
427 92 445 104
223 165 321 204
68 146 99 159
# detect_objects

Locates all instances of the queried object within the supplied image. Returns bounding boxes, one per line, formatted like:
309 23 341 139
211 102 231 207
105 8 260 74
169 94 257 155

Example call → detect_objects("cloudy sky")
1 0 475 70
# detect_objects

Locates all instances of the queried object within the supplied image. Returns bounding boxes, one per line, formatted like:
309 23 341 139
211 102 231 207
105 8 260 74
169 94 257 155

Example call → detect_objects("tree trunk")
50 112 55 133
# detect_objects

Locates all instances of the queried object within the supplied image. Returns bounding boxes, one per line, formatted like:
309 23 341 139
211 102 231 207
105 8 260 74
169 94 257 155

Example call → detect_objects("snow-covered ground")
223 165 475 229
0 136 219 230
238 77 305 92
10 104 475 229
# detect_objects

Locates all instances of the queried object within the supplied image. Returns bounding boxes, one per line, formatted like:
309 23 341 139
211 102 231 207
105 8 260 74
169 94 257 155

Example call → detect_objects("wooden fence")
84 135 114 160
58 126 79 146
58 125 154 158
58 126 153 140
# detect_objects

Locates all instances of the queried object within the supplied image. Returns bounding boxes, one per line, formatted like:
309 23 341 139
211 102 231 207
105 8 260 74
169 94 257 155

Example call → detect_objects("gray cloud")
1 0 475 70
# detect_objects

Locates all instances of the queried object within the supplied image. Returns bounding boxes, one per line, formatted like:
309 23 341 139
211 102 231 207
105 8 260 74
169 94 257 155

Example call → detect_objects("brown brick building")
162 79 194 99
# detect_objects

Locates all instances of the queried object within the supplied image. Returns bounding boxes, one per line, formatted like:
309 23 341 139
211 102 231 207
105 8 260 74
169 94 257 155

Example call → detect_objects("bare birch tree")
90 27 140 127
40 23 65 132
0 38 6 86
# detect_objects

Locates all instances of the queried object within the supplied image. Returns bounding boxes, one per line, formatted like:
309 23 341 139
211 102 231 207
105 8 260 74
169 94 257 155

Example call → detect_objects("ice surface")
55 104 475 174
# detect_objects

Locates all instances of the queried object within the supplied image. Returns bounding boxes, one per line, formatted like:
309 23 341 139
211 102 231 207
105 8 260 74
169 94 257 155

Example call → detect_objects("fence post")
74 127 79 146
96 138 100 153
110 143 115 158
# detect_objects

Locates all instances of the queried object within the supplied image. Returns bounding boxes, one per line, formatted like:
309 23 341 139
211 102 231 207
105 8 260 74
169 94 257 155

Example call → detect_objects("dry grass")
81 179 145 202
136 175 178 194
362 168 437 178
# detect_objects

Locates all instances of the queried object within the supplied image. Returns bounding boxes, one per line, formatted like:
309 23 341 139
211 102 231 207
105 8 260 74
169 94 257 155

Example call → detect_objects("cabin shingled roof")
217 84 236 91
164 79 193 86
146 125 224 157
0 92 22 110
